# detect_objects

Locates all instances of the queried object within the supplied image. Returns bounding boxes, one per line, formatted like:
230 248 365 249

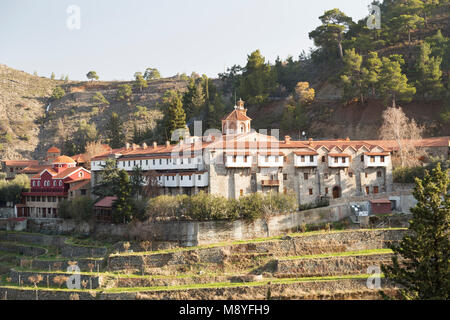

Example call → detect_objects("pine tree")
86 71 99 81
182 78 205 119
92 158 121 197
162 90 186 140
415 42 443 98
340 49 364 104
115 84 132 102
105 112 126 148
378 55 416 107
308 8 354 61
130 166 145 199
382 163 450 300
112 170 135 224
238 50 277 107
362 52 382 98
133 72 148 92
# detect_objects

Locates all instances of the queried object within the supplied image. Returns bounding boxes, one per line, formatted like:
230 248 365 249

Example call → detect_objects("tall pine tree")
415 42 443 98
105 112 126 149
382 163 450 300
162 90 186 141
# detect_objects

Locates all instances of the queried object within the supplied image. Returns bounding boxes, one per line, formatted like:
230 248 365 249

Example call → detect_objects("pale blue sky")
0 0 373 80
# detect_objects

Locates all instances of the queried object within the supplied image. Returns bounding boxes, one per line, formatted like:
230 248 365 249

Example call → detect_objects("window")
325 187 329 195
32 181 35 187
373 186 379 194
153 159 156 165
159 159 162 165
334 157 338 163
128 161 131 167
10 168 13 172
283 174 288 181
172 176 175 181
180 176 183 181
381 156 385 163
310 156 314 162
146 160 148 166
370 156 375 163
342 157 346 163
322 156 326 162
37 181 40 186
59 180 62 186
304 173 309 180
233 156 237 163
361 155 364 162
324 173 329 179
198 175 201 181
301 156 305 163
240 189 244 197
309 188 313 195
365 173 368 178
53 180 56 186
349 172 353 177
377 171 382 178
366 186 370 194
189 175 192 180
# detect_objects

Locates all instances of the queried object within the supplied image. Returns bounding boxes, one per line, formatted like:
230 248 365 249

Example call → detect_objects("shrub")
57 197 94 222
51 86 65 100
144 191 298 222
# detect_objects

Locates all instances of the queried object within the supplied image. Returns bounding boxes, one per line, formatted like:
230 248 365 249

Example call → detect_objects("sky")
0 0 374 81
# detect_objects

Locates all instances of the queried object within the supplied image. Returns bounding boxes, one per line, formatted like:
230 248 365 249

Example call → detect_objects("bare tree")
143 170 162 198
380 107 425 167
84 141 108 170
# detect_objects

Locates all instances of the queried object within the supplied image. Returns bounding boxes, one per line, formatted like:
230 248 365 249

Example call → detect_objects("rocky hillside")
0 64 187 160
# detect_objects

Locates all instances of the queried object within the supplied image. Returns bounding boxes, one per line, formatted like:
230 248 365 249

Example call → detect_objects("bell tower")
221 99 252 135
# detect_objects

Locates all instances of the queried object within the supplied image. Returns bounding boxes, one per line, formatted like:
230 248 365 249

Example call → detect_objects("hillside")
0 63 448 161
0 64 187 160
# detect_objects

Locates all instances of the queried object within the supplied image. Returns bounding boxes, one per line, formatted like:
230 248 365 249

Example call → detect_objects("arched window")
59 180 62 186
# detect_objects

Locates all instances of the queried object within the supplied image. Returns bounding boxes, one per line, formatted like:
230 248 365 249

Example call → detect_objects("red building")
18 156 91 218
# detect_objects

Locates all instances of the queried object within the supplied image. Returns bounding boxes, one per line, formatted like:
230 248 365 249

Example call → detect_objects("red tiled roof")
53 167 87 179
68 179 90 191
222 109 252 121
294 151 319 156
365 152 390 156
328 153 351 157
3 160 39 167
94 196 117 208
370 199 391 204
47 147 61 153
53 155 76 164
19 165 52 174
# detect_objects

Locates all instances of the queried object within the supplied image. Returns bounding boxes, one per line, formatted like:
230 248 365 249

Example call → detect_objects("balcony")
261 180 280 187
294 151 318 167
225 154 252 168
257 154 284 167
328 154 350 168
364 153 390 168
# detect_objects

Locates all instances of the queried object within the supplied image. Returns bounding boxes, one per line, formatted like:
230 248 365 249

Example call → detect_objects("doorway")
332 186 341 199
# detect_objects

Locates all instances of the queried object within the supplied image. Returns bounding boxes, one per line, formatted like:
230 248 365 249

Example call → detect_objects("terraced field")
0 228 406 300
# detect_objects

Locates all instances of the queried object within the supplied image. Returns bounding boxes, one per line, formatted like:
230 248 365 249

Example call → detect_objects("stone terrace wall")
26 203 352 246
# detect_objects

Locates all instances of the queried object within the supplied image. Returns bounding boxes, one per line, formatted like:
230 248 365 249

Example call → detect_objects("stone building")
90 100 394 206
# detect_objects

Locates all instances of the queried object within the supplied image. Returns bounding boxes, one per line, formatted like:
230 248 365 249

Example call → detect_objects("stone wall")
24 203 353 246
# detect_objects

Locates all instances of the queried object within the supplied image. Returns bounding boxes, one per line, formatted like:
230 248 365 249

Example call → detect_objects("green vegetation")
145 191 297 222
105 112 126 149
393 158 450 183
115 84 132 102
160 89 186 140
92 92 109 106
86 71 99 81
382 163 450 300
133 72 148 92
50 86 65 100
0 174 30 204
280 248 393 261
58 197 95 222
143 68 160 80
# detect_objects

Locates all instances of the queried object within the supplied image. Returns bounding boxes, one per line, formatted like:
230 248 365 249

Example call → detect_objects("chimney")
346 137 350 141
284 135 291 144
166 141 170 148
153 142 157 149
132 143 138 150
142 142 148 149
125 142 130 150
